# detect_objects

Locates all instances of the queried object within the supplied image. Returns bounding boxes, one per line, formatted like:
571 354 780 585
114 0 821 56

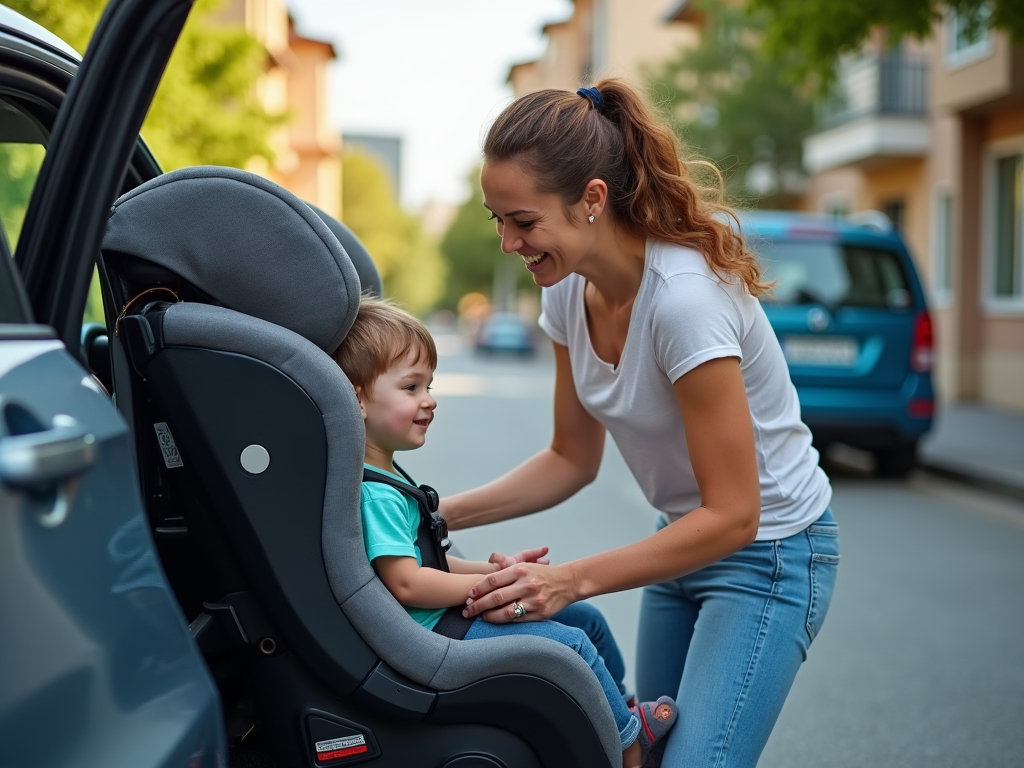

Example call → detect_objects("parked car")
0 3 618 767
741 211 935 477
475 312 536 356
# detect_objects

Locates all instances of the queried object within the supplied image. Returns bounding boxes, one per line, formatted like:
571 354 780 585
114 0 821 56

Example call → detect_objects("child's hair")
333 296 437 397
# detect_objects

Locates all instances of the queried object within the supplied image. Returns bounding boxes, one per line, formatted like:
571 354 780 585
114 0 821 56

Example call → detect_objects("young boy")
333 297 677 768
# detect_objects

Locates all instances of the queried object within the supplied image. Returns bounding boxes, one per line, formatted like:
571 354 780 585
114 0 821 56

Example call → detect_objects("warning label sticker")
316 734 366 753
153 422 184 468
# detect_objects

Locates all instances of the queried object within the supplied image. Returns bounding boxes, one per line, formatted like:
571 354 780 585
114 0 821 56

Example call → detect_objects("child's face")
359 349 436 457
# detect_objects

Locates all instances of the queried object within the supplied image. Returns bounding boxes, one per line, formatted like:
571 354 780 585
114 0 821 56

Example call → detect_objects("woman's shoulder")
647 240 721 282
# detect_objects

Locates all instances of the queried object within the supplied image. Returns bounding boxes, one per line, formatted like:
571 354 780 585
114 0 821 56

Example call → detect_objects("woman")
442 79 840 768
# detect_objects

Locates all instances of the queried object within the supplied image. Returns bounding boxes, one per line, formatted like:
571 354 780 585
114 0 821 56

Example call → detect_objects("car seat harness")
361 464 475 640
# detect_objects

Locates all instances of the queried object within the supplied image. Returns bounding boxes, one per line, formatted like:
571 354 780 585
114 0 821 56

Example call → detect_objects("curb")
918 461 1024 505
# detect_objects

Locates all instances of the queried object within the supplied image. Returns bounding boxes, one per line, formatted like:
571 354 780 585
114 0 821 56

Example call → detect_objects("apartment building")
800 17 1024 411
507 0 698 96
215 0 342 218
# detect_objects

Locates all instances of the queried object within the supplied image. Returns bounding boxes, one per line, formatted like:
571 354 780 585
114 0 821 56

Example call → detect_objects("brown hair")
333 296 437 397
484 77 770 296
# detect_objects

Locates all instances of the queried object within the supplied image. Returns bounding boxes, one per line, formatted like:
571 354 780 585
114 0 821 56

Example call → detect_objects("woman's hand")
488 546 550 570
463 561 579 623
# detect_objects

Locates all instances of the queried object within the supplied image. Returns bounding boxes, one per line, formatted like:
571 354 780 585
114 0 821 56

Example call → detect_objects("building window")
881 198 906 232
993 153 1022 300
932 188 954 304
946 5 992 68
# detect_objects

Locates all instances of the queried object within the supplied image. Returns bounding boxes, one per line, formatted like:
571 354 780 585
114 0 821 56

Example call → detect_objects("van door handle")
0 423 96 489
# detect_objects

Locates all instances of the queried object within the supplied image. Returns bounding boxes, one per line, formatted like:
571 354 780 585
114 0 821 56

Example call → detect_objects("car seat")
98 166 618 768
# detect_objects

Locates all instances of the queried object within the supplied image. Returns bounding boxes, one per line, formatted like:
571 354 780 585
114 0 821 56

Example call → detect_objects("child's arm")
374 556 484 609
447 546 551 575
447 556 499 575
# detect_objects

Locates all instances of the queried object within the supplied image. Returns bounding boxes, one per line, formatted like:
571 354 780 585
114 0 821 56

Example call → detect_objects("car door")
0 1 224 766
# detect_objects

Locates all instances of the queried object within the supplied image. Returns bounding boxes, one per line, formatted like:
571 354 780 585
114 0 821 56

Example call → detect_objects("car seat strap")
362 467 452 573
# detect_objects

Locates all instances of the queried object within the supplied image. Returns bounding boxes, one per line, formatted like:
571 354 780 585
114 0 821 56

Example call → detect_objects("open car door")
0 1 224 766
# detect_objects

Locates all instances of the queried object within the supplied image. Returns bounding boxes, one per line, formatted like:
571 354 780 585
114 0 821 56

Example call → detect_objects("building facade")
800 17 1024 411
507 0 698 96
215 0 342 218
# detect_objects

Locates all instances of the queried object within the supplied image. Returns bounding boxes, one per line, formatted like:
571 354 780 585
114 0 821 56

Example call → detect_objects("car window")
0 97 47 253
0 96 47 323
751 238 912 309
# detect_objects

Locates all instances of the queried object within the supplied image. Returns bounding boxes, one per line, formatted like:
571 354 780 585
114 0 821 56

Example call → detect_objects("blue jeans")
636 508 839 768
464 602 639 750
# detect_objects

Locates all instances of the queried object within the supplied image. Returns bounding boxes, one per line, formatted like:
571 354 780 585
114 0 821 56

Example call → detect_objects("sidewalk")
919 401 1024 502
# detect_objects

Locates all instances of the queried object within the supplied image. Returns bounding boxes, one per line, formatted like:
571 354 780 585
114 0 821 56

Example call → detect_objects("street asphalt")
403 334 1024 767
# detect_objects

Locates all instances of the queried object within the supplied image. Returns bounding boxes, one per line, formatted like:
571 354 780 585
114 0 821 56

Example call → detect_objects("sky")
287 0 572 211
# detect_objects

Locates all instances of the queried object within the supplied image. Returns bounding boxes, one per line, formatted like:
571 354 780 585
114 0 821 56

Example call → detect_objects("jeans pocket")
805 515 840 642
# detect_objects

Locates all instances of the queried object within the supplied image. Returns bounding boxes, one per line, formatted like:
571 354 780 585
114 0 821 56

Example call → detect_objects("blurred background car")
743 211 935 477
474 311 537 356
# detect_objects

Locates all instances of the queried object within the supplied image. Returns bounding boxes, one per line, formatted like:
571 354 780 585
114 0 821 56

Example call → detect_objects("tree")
439 169 505 309
750 0 1024 85
648 0 814 208
8 0 280 170
341 150 447 314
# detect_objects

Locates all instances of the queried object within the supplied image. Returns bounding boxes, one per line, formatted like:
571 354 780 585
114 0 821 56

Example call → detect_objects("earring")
588 214 595 223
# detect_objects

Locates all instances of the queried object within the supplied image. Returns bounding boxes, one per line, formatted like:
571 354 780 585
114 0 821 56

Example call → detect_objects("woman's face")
481 160 597 287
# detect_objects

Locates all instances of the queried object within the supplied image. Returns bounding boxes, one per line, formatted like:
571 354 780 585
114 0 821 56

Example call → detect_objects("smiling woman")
442 78 839 768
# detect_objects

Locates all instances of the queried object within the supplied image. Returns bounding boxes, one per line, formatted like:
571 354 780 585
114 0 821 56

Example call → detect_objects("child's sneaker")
632 696 677 768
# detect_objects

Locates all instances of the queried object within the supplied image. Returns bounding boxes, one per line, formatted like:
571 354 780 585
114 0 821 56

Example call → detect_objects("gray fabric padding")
161 302 620 767
307 203 384 298
104 166 361 355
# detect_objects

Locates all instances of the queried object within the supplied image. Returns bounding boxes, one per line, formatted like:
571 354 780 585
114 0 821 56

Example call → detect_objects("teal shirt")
360 464 446 631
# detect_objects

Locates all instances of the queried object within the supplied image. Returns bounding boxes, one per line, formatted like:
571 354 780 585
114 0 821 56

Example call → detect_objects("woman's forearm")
569 504 758 599
442 446 596 530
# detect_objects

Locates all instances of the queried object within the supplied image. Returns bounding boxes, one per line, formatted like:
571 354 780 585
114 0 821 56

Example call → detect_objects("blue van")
742 211 935 477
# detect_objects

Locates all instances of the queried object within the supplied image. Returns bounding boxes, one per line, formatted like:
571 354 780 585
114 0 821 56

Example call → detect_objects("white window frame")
930 183 955 308
945 5 993 70
982 137 1024 315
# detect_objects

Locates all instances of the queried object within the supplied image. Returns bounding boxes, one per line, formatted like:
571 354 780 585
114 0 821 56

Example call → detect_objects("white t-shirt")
538 239 831 540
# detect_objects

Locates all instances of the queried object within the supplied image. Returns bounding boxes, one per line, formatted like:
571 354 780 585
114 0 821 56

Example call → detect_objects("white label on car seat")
315 734 366 752
153 422 184 468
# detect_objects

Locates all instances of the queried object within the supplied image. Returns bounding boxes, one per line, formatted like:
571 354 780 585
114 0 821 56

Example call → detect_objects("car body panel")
0 342 222 768
741 211 935 447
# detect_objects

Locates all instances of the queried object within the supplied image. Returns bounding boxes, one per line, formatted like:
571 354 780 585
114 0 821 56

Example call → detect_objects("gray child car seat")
99 166 619 768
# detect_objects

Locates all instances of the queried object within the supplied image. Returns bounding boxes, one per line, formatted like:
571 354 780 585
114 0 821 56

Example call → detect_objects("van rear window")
748 238 912 309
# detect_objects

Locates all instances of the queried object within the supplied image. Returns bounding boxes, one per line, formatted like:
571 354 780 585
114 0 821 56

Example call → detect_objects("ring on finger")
512 601 527 619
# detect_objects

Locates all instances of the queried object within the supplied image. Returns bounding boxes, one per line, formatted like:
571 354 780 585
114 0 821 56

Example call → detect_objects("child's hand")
488 546 550 570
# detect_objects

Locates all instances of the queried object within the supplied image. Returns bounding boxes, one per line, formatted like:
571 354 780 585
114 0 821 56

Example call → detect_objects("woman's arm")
440 342 607 530
374 556 488 609
463 356 761 622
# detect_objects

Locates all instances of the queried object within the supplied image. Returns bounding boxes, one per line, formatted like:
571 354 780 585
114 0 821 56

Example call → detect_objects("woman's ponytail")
484 77 771 297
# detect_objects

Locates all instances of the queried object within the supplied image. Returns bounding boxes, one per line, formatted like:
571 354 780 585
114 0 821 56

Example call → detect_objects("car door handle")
0 422 96 489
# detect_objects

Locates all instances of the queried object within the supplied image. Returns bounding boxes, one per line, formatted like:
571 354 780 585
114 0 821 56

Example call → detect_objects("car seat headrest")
307 203 383 299
103 166 361 355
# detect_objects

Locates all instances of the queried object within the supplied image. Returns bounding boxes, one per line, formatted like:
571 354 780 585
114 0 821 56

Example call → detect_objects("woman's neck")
576 225 647 309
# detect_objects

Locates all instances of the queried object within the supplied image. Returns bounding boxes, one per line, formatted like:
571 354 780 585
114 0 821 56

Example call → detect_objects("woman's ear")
582 178 608 220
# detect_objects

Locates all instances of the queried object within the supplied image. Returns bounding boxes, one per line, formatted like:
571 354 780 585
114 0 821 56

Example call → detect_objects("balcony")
804 53 931 174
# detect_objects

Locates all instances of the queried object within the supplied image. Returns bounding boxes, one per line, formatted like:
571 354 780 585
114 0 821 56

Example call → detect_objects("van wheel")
876 441 918 478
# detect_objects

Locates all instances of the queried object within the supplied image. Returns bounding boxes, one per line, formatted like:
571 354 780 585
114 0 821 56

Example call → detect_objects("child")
333 297 678 768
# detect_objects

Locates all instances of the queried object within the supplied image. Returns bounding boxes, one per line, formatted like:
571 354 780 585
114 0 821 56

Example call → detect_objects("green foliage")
7 0 281 170
439 169 508 309
341 150 447 314
750 0 1024 86
648 0 813 209
0 143 46 250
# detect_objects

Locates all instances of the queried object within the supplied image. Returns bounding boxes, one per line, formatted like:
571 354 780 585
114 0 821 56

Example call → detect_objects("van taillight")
911 311 934 373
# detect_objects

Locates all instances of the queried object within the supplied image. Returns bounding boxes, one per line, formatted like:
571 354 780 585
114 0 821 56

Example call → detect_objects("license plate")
782 336 858 366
